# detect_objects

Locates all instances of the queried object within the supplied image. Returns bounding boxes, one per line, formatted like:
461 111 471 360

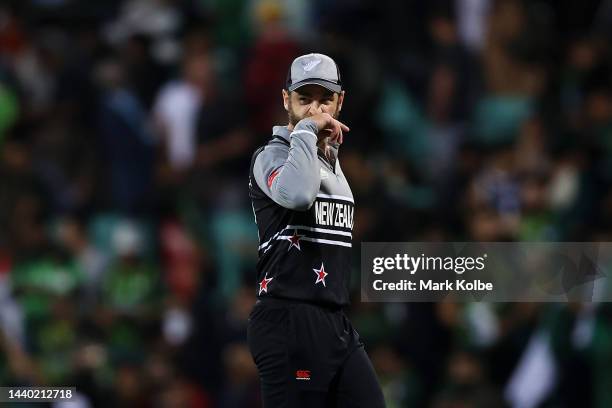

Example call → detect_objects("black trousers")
247 298 386 407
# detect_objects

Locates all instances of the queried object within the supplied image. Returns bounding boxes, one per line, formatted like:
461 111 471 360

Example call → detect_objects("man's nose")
309 102 326 115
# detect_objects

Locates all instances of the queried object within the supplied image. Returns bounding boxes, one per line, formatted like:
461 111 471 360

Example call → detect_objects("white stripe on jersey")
286 224 352 237
276 235 352 248
316 193 354 203
258 229 283 250
291 129 316 137
259 224 352 250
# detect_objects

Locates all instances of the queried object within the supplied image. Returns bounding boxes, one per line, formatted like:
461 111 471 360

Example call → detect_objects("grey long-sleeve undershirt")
253 119 321 211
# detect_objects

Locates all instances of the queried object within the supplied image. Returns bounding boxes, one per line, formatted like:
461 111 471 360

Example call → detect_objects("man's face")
282 84 345 127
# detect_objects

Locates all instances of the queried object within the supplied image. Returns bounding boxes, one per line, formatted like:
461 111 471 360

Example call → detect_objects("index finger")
334 119 349 132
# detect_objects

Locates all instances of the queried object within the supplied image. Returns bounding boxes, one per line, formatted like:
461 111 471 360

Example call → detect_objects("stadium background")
0 0 611 406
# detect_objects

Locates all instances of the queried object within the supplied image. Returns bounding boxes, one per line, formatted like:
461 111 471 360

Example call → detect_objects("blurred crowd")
0 0 612 407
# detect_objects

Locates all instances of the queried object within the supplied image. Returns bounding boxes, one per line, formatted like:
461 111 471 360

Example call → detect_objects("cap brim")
288 79 341 93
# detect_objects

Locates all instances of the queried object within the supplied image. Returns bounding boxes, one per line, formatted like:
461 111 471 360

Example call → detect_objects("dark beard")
287 105 302 127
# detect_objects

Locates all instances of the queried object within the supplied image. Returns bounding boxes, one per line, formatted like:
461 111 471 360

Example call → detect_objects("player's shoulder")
255 138 289 161
250 144 281 178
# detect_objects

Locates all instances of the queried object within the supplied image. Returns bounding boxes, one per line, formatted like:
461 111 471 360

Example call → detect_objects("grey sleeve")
253 119 321 210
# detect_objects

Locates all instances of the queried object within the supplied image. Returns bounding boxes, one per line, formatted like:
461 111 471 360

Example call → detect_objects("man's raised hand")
307 113 349 145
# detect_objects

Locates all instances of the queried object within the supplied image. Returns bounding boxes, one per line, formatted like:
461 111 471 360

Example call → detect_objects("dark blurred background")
0 0 612 407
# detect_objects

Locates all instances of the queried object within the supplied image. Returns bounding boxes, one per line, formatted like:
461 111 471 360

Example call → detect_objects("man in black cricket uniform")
247 53 385 407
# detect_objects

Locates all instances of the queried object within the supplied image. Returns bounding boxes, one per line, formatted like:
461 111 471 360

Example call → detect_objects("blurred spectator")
371 344 422 408
54 217 109 305
96 56 156 214
218 342 260 408
434 349 506 408
243 0 301 134
153 43 210 172
101 220 159 316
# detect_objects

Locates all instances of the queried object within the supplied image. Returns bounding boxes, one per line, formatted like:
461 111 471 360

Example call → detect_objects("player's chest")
310 161 354 230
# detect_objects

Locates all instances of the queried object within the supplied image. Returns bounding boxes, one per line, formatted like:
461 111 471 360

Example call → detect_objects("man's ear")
282 89 290 111
337 90 345 112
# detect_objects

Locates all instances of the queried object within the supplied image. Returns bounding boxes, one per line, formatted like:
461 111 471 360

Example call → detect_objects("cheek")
293 104 309 114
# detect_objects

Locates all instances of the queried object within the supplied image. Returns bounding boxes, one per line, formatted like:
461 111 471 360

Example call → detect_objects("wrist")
294 118 319 135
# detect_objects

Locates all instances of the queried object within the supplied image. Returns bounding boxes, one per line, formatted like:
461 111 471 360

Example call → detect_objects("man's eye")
299 98 309 103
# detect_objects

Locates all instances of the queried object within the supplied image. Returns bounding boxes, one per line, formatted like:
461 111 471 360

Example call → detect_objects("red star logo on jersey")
258 273 274 295
287 230 303 251
313 263 328 287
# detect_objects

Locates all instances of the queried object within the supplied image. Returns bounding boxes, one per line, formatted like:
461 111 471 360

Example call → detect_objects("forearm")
275 119 321 209
254 119 322 210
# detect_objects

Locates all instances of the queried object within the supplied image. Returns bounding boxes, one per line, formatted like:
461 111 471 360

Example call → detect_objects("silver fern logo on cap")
302 58 322 72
